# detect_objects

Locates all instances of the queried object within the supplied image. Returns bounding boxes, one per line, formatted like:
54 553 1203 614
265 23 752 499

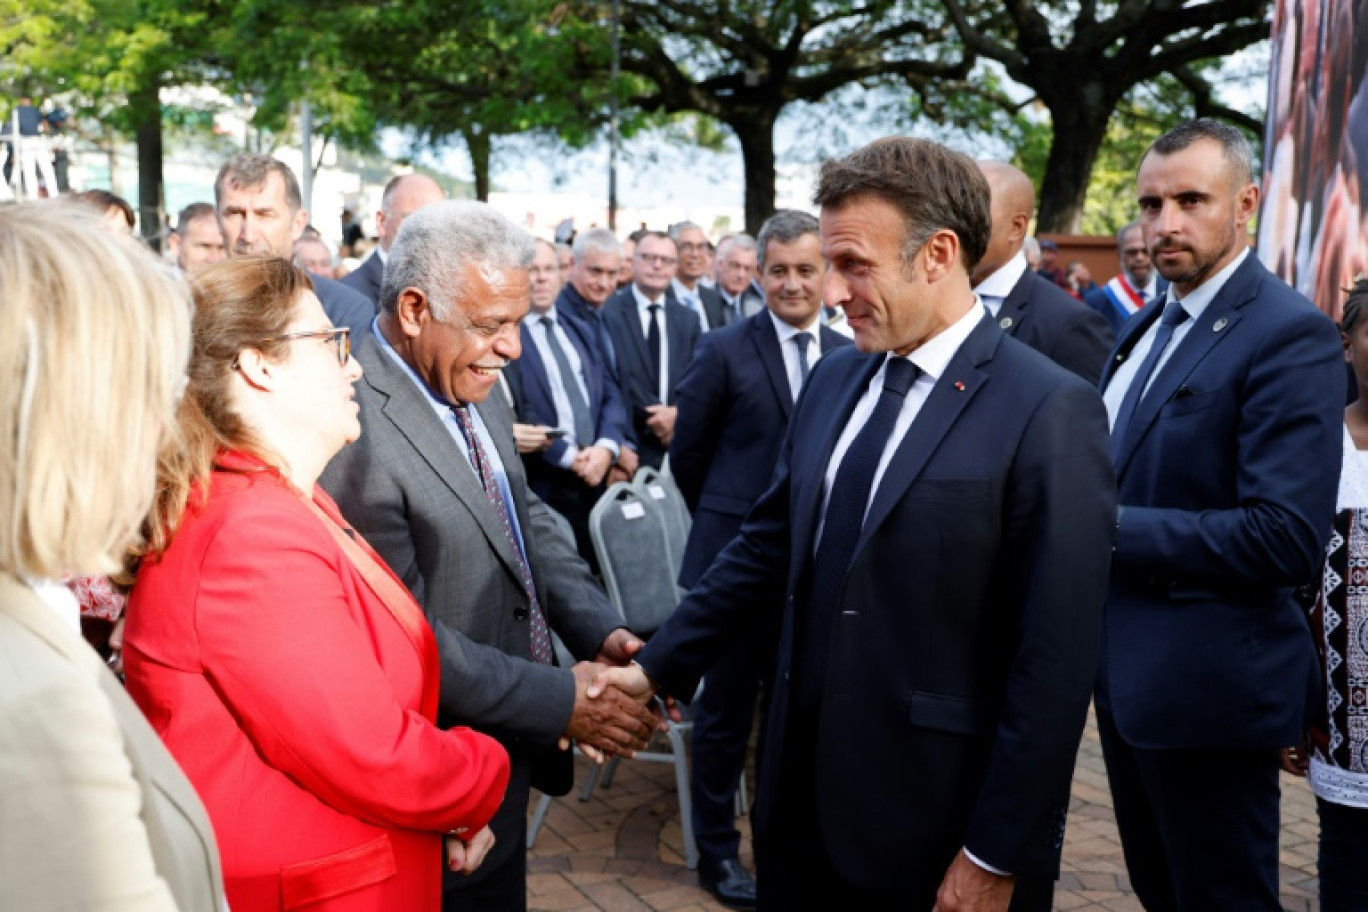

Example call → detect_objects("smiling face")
1137 138 1259 297
570 247 620 308
762 233 826 329
405 265 530 405
820 195 942 355
674 227 708 284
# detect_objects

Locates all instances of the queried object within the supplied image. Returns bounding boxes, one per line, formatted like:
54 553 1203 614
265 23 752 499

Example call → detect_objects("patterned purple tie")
452 405 554 664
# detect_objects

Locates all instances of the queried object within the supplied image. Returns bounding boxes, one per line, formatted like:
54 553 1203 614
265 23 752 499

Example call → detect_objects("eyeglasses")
638 254 678 267
265 328 351 366
676 242 708 254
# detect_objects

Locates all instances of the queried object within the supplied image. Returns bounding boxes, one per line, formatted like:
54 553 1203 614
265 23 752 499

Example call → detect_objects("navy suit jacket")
314 275 374 337
669 309 851 588
670 282 732 331
1083 276 1169 338
340 251 384 309
602 287 701 468
510 311 629 500
1100 253 1343 750
639 317 1116 890
993 269 1113 384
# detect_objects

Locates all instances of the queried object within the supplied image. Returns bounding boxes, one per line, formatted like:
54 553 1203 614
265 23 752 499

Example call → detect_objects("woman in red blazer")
125 256 511 912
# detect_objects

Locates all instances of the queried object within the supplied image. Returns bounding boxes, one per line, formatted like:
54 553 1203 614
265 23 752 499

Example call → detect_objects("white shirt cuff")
556 444 578 470
592 437 621 460
963 848 1010 877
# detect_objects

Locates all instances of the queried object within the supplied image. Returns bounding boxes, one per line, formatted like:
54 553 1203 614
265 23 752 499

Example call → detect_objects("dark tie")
451 405 554 664
1110 300 1189 464
794 332 814 386
794 356 920 708
588 310 616 375
647 303 663 397
721 297 737 326
540 316 595 448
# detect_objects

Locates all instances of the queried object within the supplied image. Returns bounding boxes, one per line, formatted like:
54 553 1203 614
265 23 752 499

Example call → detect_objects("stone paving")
526 709 1322 911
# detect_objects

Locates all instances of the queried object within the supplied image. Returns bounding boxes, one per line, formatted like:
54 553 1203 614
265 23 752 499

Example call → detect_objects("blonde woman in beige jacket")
0 202 224 911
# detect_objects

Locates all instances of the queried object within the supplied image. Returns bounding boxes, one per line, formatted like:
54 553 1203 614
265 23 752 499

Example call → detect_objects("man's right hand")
561 662 657 759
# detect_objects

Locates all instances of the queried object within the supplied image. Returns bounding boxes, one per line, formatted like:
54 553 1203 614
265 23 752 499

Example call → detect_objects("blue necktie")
794 356 920 708
794 332 814 387
1110 300 1189 464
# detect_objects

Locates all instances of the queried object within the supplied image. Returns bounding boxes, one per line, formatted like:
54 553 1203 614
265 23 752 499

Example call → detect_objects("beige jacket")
0 574 224 911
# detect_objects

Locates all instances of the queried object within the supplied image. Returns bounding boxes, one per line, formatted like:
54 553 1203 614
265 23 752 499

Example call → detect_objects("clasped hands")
558 629 672 763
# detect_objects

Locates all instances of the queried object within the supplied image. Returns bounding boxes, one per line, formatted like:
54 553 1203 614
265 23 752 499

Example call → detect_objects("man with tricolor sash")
1085 222 1167 336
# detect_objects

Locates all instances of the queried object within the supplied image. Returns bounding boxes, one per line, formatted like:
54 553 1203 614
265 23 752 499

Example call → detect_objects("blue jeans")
1318 796 1368 911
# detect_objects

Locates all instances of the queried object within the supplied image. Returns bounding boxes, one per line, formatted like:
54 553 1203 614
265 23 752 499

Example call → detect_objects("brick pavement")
526 709 1322 911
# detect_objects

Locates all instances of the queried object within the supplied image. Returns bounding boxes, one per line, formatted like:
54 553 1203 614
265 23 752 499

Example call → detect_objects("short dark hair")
1144 119 1255 187
71 189 135 229
635 230 673 249
175 202 217 235
756 210 819 268
214 154 302 213
813 136 990 271
1342 276 1368 335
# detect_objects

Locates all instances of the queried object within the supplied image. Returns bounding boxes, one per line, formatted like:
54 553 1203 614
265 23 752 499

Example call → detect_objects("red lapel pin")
954 381 965 391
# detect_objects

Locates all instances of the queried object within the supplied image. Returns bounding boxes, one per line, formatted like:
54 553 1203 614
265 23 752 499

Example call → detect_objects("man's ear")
290 207 309 243
394 288 431 338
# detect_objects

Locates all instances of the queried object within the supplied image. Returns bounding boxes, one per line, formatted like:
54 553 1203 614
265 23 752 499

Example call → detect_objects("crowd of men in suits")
140 118 1344 912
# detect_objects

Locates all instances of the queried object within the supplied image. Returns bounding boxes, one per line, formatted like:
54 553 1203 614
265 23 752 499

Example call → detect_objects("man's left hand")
595 627 643 666
574 446 614 488
933 850 1015 912
644 405 677 447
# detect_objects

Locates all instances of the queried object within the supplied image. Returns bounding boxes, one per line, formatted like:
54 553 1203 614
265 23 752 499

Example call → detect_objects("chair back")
632 466 691 577
589 482 680 636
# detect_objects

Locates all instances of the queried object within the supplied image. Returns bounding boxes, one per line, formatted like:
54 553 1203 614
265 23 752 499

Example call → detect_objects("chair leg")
734 772 749 817
527 792 553 848
599 754 622 789
667 723 698 870
578 762 603 802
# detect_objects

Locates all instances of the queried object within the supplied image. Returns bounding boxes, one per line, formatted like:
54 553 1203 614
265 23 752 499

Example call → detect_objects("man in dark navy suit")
592 137 1116 910
668 209 852 908
602 232 701 470
970 161 1113 384
1097 119 1344 911
1084 222 1167 337
341 173 446 308
508 239 629 566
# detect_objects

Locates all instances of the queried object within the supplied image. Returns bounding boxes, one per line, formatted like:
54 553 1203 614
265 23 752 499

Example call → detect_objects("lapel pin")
1212 318 1228 332
954 381 966 391
999 317 1013 329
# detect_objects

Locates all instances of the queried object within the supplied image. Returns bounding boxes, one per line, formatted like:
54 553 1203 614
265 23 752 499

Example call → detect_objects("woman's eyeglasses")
265 328 351 366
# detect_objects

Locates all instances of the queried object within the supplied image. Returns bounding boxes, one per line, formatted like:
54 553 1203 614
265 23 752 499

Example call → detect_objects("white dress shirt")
670 277 711 331
1103 248 1248 428
818 300 983 538
769 309 825 401
28 577 81 634
972 250 1030 318
525 306 619 467
633 284 671 404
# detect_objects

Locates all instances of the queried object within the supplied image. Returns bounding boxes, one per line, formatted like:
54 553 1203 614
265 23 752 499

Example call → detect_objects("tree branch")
1172 63 1263 133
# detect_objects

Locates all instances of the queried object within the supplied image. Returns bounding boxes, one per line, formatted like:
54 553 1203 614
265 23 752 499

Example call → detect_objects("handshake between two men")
558 627 675 762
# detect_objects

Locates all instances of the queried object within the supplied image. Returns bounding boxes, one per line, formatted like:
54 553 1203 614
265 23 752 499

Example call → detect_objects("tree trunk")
731 114 778 237
463 127 491 202
132 80 164 249
1035 84 1116 233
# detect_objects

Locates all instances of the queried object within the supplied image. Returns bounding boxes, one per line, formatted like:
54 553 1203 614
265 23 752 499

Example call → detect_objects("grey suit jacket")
0 574 224 912
319 335 621 881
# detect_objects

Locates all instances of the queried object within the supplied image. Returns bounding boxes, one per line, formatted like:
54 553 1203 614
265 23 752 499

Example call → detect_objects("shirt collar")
529 304 559 325
1167 247 1249 321
972 249 1029 301
632 283 667 310
894 299 983 384
376 247 388 265
670 277 699 301
768 307 821 343
371 315 458 418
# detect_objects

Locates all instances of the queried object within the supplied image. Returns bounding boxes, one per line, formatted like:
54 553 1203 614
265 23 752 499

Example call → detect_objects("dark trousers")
442 824 527 912
755 714 1052 911
1095 702 1282 911
1318 796 1368 911
690 627 765 864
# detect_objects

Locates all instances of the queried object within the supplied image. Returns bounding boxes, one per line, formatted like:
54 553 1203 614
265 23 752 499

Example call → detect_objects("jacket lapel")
855 317 995 557
1100 297 1164 390
667 301 694 395
993 268 1033 336
1112 258 1260 476
516 323 556 418
751 311 794 419
608 293 654 389
356 340 527 584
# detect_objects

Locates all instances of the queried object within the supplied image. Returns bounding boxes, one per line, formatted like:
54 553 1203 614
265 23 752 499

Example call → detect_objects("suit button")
514 606 529 621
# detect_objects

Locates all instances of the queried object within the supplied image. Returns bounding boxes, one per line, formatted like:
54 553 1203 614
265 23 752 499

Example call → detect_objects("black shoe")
698 857 757 910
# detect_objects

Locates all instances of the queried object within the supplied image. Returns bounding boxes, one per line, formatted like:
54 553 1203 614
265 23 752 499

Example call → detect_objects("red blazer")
126 454 510 912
